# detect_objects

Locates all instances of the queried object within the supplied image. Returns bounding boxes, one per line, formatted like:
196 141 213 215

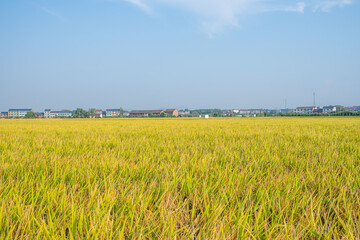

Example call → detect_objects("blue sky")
0 0 359 111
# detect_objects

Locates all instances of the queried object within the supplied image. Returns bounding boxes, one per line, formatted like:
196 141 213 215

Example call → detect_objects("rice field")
0 117 359 239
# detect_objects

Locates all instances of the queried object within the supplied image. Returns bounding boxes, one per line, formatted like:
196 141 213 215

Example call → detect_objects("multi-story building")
0 112 8 118
294 107 315 114
90 109 103 118
8 109 33 118
44 109 72 118
44 109 52 118
95 109 103 118
106 109 121 117
165 109 179 117
322 106 337 113
57 111 73 118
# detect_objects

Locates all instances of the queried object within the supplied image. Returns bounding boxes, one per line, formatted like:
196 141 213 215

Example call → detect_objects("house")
294 107 315 114
57 111 73 118
0 112 8 118
178 110 190 116
322 106 337 113
44 109 72 118
344 107 355 111
280 109 293 114
313 107 323 114
106 109 121 117
165 109 179 117
239 109 264 115
44 109 52 118
35 112 44 118
129 110 164 117
123 112 130 117
355 106 360 112
239 109 251 115
8 109 33 118
91 109 103 118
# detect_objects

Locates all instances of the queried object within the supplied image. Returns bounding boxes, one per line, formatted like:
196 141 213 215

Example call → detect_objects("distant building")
44 109 72 118
239 109 251 115
239 109 265 115
44 109 52 118
222 110 233 116
106 109 121 117
123 112 130 117
35 112 44 118
345 107 355 112
178 110 190 116
129 110 163 117
57 111 73 118
355 106 360 112
0 112 8 118
232 109 240 114
294 107 315 114
8 109 33 118
165 109 179 117
280 109 293 114
92 109 103 118
313 107 323 114
322 106 337 113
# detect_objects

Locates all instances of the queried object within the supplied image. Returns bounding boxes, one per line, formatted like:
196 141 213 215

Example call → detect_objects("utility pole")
313 92 316 107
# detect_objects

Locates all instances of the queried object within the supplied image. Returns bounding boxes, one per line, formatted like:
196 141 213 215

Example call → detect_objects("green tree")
335 105 345 112
24 112 36 118
160 112 168 118
73 108 89 118
120 108 125 117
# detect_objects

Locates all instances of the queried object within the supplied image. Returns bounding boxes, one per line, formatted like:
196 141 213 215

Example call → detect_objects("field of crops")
0 117 359 239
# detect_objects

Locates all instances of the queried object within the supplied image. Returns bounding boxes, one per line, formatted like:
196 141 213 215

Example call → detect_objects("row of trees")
277 111 360 117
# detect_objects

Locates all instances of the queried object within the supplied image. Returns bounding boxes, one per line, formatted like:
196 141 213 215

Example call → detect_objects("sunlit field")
0 117 359 239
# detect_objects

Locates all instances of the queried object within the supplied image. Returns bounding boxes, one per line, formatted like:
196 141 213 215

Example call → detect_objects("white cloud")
123 0 153 14
118 0 352 34
314 0 352 12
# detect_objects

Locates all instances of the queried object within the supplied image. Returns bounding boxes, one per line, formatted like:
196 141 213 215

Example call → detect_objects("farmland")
0 117 359 239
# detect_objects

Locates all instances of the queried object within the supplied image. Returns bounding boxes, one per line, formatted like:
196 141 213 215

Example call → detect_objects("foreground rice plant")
0 117 359 239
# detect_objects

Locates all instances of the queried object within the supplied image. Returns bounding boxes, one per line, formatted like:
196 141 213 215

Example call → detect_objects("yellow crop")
0 117 359 239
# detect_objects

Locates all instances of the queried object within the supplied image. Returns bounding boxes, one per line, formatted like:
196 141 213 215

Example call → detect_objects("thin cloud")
122 0 153 14
118 0 352 34
314 0 352 12
40 6 67 22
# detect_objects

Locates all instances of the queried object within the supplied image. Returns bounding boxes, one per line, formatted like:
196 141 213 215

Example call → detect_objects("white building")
106 109 121 117
322 106 337 113
8 109 33 118
44 109 73 118
57 111 73 117
294 107 315 114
